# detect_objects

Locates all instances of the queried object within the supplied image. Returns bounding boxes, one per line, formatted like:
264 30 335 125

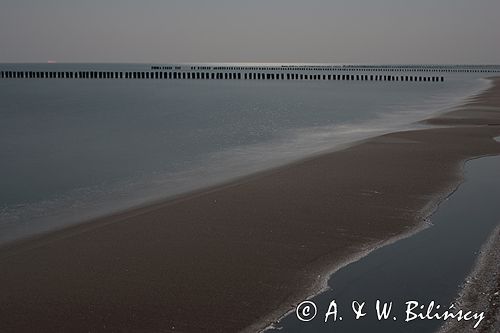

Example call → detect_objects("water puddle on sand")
268 154 500 333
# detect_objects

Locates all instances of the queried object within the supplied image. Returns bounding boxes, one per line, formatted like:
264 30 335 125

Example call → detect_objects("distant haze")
1 0 499 64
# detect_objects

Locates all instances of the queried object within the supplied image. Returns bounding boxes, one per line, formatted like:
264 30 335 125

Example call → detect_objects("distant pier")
1 64 500 82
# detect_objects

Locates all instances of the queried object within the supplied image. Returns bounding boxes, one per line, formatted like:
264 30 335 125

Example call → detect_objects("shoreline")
1 78 500 332
0 75 489 247
257 153 495 333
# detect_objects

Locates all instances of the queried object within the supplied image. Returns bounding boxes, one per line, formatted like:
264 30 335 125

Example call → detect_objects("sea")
0 63 493 244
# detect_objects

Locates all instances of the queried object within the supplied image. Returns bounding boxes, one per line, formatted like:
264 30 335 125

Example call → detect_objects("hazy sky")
1 0 499 64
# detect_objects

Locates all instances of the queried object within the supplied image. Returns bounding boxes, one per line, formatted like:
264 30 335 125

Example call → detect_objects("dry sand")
1 78 500 332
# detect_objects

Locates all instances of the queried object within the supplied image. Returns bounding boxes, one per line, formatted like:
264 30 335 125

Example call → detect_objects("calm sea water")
0 64 491 244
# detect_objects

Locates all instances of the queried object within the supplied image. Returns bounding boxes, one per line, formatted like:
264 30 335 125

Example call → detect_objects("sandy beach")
1 78 500 332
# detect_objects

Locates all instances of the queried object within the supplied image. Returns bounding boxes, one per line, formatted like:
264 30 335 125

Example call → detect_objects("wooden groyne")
0 70 446 82
2 64 499 82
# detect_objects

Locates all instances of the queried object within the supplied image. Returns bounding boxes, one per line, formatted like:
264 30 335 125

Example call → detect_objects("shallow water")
0 64 491 243
269 154 500 332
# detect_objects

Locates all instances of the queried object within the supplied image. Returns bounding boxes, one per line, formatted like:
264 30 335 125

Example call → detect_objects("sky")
1 0 499 64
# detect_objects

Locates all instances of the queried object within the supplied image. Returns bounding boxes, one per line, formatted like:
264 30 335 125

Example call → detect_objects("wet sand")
438 225 500 333
1 78 500 332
